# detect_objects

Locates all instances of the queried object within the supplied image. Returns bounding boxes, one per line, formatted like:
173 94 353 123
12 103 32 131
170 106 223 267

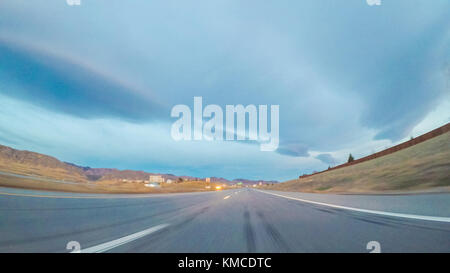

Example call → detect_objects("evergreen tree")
347 153 354 163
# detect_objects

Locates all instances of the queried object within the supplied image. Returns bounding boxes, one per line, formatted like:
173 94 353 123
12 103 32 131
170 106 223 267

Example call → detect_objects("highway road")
0 186 449 253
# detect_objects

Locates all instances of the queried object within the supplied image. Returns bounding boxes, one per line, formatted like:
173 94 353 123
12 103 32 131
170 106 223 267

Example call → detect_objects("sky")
0 0 449 181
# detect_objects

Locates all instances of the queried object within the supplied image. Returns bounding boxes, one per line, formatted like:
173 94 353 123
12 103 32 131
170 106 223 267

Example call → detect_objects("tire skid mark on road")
323 204 450 232
348 216 394 227
256 211 291 252
119 205 212 252
243 206 256 252
355 213 450 233
314 208 338 215
81 224 170 253
0 201 206 247
169 206 211 231
256 190 450 223
282 195 449 232
285 194 450 232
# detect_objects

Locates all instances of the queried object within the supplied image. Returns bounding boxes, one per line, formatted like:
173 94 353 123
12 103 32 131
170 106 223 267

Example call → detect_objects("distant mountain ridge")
0 144 278 185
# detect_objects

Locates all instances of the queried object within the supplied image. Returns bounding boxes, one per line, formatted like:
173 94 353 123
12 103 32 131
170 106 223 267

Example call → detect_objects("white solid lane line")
80 224 169 253
256 190 450 223
224 195 231 200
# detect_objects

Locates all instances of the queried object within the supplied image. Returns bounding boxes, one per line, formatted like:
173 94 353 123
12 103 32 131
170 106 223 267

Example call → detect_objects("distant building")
121 179 144 183
166 179 173 184
145 183 161 188
205 177 211 183
149 175 164 183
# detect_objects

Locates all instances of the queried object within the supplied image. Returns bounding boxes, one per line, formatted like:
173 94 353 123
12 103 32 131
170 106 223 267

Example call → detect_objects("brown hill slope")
0 145 178 183
0 145 276 185
266 130 450 194
0 145 87 182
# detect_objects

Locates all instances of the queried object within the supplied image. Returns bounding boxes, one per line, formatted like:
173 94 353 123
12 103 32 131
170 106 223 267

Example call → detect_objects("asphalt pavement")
0 186 449 253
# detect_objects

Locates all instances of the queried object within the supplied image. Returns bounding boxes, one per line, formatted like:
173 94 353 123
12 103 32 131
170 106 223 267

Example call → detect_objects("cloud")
0 35 167 122
276 142 309 157
361 13 450 141
315 154 336 165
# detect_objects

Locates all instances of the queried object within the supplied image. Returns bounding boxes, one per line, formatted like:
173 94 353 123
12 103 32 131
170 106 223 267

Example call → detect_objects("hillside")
0 144 277 191
0 145 87 182
265 130 450 193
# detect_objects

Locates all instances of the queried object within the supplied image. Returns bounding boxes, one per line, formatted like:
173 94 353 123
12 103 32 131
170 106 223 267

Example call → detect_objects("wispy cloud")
0 34 167 121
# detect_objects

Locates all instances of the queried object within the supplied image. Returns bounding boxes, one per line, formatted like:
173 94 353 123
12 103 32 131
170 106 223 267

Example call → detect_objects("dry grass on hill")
265 132 450 194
